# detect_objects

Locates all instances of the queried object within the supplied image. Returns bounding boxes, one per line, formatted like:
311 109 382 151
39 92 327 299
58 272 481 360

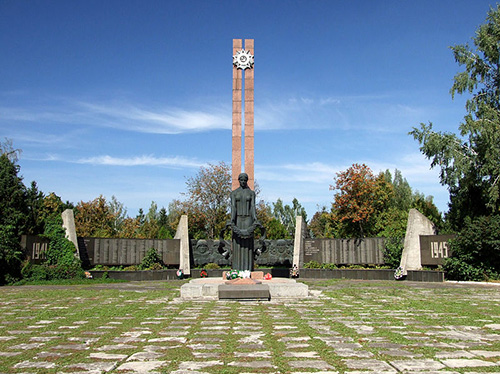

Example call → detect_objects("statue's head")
238 173 249 188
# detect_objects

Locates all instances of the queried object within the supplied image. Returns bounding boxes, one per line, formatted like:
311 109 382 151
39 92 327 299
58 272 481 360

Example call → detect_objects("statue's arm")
230 191 237 223
250 191 257 222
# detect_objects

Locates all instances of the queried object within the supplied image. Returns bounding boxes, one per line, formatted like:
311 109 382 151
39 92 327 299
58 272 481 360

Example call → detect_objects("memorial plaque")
419 234 455 266
302 238 385 265
304 240 322 263
20 235 49 264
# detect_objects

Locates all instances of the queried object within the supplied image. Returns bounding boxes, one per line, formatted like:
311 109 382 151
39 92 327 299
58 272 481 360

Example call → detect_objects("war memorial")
3 39 499 373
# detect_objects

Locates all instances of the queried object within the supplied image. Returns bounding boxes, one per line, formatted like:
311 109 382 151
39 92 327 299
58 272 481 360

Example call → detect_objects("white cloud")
77 154 204 168
0 97 231 135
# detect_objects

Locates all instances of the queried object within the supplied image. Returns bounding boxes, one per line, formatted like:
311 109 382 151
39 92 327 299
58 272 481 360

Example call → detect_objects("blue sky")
0 0 495 220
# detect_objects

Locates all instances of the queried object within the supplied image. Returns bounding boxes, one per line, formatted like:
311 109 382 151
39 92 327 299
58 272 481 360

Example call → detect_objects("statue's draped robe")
230 187 256 271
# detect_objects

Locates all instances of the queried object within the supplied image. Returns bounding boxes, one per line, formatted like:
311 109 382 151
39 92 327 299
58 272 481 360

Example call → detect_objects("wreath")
394 266 405 280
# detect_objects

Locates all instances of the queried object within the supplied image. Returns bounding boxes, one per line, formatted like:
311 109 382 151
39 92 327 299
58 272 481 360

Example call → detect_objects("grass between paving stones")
0 285 179 373
1 280 499 373
283 304 349 372
304 279 500 370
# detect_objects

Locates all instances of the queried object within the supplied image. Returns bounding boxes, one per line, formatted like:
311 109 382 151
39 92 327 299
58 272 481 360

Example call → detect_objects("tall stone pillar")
232 39 255 190
243 39 254 190
232 39 243 190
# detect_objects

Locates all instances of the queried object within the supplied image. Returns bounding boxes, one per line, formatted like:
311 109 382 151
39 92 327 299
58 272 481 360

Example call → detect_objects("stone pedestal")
180 278 309 300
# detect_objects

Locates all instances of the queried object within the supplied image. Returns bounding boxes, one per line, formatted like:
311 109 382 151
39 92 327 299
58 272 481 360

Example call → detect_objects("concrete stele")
293 215 305 268
400 208 436 273
175 215 190 275
61 209 79 258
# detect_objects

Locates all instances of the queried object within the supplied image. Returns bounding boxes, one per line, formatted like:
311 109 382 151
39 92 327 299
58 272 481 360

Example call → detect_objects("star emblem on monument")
233 49 254 70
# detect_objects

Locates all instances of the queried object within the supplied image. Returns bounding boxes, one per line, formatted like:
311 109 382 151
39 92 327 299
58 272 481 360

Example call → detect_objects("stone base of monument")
180 277 309 300
219 278 270 301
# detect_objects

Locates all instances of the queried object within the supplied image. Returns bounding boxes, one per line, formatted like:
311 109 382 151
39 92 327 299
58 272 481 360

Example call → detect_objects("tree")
330 164 392 237
109 195 127 234
0 138 21 163
271 198 308 237
410 5 500 229
180 162 232 239
0 154 27 283
74 195 117 237
309 207 336 238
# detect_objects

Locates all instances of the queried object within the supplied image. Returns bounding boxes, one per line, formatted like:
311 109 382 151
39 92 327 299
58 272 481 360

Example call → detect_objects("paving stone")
178 360 224 370
148 337 187 343
379 348 420 357
288 360 335 370
113 336 147 343
281 336 311 342
192 352 221 358
187 343 220 350
123 330 152 337
13 360 57 369
35 351 71 358
89 352 128 360
0 336 16 341
470 350 500 358
343 358 397 372
335 348 374 358
286 343 311 348
53 343 89 350
234 351 272 358
228 360 276 368
158 330 189 336
435 350 476 358
441 358 499 368
0 351 21 357
30 336 58 342
143 344 182 351
285 351 321 358
127 351 164 361
291 372 339 374
390 359 446 371
9 342 45 350
115 360 168 373
97 343 137 351
66 361 119 372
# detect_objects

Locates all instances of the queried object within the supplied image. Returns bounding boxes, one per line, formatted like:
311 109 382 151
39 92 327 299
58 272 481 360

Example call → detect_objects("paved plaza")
0 280 499 373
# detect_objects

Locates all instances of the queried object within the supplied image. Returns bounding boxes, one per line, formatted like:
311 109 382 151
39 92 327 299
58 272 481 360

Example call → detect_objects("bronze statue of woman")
230 173 258 271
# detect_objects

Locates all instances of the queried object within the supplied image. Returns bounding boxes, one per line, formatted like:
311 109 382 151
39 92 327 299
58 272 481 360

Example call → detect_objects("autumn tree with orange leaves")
330 163 392 238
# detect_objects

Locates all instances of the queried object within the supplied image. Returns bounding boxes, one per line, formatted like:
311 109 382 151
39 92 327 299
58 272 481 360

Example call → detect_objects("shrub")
138 248 164 270
123 265 138 271
21 263 84 281
322 263 337 270
382 237 404 269
304 261 322 269
42 215 79 267
443 215 500 281
205 262 220 270
148 263 163 270
92 265 109 271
